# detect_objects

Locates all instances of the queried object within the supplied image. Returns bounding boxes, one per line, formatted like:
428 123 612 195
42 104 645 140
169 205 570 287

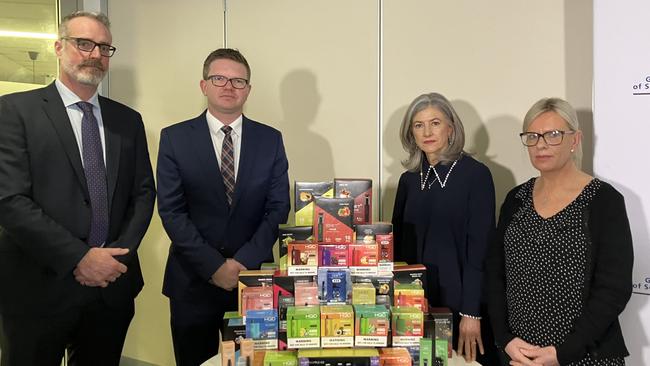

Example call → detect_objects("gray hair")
58 11 111 39
523 97 582 164
399 92 466 172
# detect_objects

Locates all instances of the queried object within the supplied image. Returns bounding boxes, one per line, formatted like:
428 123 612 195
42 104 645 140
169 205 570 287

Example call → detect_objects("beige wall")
108 1 592 365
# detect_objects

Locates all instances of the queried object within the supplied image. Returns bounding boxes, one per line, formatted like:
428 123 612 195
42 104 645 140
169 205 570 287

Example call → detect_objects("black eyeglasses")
206 75 249 89
519 129 576 147
62 37 116 57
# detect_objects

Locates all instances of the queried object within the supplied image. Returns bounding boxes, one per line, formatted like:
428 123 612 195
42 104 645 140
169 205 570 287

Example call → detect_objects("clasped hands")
74 247 129 287
506 337 560 366
210 258 247 290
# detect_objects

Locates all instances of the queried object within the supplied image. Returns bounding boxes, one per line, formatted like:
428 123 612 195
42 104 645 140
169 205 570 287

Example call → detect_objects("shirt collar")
205 110 243 137
55 79 100 109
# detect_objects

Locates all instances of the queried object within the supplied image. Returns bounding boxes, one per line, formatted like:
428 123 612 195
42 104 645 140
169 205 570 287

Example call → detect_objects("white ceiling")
0 0 59 84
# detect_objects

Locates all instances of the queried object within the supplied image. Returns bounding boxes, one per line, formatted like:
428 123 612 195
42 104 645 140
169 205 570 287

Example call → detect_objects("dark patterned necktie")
77 101 108 246
221 125 235 206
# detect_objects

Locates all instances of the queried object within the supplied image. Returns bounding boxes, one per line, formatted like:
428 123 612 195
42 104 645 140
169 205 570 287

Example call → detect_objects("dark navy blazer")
157 113 290 301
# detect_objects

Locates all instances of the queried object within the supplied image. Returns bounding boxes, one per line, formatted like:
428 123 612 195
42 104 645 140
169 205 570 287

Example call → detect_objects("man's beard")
63 59 106 86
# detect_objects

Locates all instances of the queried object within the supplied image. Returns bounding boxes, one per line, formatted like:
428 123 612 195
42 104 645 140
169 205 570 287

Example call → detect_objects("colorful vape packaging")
295 181 333 226
294 281 319 306
238 270 274 316
313 197 354 244
279 225 314 270
297 348 379 365
287 242 318 276
239 338 255 365
352 282 376 305
394 283 426 311
393 264 428 298
318 244 349 267
222 311 246 358
378 347 412 366
427 307 453 359
419 338 434 366
221 340 235 366
351 274 394 306
240 286 274 317
334 178 372 225
320 304 354 348
272 271 317 308
317 268 351 304
391 306 424 346
286 305 320 349
277 295 295 350
245 309 278 350
263 350 298 366
354 305 390 347
349 243 379 275
355 222 394 274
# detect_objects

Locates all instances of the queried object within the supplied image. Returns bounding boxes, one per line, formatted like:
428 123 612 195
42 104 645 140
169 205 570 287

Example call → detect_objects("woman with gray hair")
392 92 498 364
487 97 633 365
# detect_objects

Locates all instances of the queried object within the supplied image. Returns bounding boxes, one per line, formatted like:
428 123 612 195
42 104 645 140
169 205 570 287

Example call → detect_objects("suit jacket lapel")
190 112 229 206
232 116 254 209
99 97 121 209
41 83 89 200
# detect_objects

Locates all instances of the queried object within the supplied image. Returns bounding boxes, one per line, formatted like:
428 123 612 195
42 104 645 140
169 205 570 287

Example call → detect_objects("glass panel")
0 0 59 94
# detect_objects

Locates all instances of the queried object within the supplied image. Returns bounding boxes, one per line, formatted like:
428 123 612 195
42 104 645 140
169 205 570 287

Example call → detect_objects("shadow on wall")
577 109 594 175
453 100 517 212
381 105 409 222
606 182 650 365
279 69 333 224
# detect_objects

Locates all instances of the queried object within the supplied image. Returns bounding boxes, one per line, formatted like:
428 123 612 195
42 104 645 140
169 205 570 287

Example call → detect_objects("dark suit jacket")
157 112 290 302
0 82 155 315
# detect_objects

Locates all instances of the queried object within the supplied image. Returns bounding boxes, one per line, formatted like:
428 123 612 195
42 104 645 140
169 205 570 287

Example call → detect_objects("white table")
202 350 481 365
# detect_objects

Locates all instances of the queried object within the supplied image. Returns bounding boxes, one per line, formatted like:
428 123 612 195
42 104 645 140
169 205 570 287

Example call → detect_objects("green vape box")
286 305 320 349
352 282 376 305
420 337 433 366
354 305 389 347
391 306 424 346
295 181 333 226
263 350 298 366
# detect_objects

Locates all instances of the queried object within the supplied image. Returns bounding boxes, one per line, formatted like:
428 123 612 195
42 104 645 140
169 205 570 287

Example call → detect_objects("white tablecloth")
202 350 481 366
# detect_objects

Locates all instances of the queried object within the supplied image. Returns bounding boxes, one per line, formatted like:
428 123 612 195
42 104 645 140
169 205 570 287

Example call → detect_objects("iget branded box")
320 305 354 348
318 244 349 268
351 274 394 306
246 309 279 350
295 181 333 226
393 264 428 299
378 347 411 366
313 197 354 244
263 350 298 366
279 225 314 271
298 348 379 366
287 242 319 276
334 178 372 225
286 306 320 349
222 311 246 354
391 306 424 347
354 305 389 347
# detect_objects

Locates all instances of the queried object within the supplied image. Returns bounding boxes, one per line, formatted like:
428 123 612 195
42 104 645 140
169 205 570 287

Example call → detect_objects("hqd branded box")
317 268 351 304
349 243 379 275
352 282 376 305
295 181 333 226
318 244 349 268
238 270 274 316
279 225 313 271
263 350 298 366
287 242 318 276
320 305 354 348
393 264 428 299
378 347 411 366
354 305 389 347
245 309 279 350
313 197 354 244
286 306 320 349
355 222 394 274
394 283 426 311
351 274 394 306
391 306 424 346
334 178 372 225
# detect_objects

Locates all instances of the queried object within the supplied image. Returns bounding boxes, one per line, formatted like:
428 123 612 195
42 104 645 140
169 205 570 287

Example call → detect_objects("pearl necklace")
419 157 459 190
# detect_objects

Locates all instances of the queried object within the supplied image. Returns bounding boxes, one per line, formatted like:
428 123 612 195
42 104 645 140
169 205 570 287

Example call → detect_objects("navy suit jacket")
0 83 155 315
157 112 290 301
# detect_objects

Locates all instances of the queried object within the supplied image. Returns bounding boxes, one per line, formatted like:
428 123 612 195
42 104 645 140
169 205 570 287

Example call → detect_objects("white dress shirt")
55 79 107 167
205 110 243 180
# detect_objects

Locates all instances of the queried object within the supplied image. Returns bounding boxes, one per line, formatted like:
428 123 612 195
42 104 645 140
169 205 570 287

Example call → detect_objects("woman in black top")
392 92 497 363
487 98 633 365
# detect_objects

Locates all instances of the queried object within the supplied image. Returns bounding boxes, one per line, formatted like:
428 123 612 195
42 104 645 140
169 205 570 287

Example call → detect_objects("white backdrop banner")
594 0 650 364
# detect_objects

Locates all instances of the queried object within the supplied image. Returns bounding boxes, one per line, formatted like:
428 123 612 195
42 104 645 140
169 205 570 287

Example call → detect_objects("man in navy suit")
157 48 290 366
0 11 155 366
